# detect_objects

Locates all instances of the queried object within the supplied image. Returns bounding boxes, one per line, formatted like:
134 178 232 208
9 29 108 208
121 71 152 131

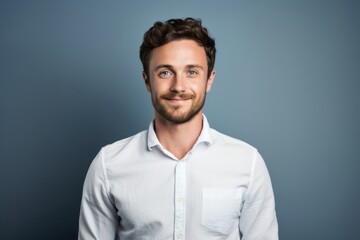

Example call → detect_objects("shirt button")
176 233 183 239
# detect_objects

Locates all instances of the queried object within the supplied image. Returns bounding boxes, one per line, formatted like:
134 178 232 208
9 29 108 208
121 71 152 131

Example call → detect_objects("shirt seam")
245 149 258 201
100 147 112 200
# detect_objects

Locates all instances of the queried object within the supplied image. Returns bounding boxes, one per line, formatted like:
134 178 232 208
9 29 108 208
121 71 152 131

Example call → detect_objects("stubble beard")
152 91 206 124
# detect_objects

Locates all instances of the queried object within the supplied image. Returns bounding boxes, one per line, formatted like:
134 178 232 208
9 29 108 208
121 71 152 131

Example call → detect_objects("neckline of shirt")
147 114 213 153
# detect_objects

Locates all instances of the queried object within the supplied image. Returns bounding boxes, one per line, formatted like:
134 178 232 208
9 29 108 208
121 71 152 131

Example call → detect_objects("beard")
151 91 206 124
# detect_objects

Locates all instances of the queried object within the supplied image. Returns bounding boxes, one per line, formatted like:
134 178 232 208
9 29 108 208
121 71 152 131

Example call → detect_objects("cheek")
151 80 169 93
149 84 163 98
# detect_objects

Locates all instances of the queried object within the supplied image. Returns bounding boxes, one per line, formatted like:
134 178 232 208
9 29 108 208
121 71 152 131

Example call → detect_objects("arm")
239 151 279 240
78 148 119 240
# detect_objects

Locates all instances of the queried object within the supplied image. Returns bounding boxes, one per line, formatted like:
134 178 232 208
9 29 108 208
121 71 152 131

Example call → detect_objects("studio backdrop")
0 1 359 239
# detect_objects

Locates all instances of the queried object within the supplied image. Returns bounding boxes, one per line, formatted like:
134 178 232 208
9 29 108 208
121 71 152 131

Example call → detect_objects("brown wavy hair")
140 17 216 78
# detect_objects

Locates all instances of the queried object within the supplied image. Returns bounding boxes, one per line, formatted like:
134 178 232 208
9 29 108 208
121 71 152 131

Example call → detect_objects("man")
78 18 278 240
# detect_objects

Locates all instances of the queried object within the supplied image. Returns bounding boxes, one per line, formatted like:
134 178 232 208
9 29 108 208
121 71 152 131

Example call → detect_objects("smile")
163 98 191 104
168 98 189 102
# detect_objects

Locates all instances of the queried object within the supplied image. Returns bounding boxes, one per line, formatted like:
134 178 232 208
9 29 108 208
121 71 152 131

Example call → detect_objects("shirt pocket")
202 188 244 235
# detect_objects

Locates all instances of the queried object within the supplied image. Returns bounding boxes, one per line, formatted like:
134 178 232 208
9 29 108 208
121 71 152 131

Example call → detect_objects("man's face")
143 39 215 124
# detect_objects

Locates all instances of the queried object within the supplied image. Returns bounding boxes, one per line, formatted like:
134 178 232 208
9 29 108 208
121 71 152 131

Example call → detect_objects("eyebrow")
154 64 205 72
186 64 204 70
154 64 174 72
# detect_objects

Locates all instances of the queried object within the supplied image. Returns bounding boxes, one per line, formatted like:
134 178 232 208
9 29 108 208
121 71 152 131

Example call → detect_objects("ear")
206 70 216 92
142 71 151 92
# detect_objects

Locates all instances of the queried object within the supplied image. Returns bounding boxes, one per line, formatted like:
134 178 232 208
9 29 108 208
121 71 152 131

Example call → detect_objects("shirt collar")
147 114 213 151
147 120 160 150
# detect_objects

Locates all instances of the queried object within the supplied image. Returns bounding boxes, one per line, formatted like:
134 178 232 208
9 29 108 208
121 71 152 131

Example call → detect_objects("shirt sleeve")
239 151 279 240
78 148 119 240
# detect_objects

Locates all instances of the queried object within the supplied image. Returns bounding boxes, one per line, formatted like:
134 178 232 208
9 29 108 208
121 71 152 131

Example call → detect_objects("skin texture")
143 39 216 159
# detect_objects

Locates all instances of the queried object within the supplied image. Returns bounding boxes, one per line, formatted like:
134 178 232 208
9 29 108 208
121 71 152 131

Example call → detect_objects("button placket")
174 160 186 240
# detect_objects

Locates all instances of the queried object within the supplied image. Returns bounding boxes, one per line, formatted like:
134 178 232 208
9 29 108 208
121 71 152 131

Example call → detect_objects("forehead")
148 40 207 70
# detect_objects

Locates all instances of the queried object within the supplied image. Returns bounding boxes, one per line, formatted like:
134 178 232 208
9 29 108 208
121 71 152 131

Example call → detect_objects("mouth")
162 94 193 103
165 98 190 104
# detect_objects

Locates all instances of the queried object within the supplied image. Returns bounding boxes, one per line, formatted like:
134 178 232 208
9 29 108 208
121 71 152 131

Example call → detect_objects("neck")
154 112 203 160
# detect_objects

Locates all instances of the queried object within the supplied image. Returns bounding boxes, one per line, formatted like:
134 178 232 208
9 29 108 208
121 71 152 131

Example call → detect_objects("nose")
170 75 186 93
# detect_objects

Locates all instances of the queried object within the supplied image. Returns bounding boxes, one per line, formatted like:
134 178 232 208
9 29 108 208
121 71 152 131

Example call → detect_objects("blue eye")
188 70 197 76
159 71 171 78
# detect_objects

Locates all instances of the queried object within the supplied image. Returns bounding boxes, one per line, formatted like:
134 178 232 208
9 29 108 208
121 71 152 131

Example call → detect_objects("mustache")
161 92 195 100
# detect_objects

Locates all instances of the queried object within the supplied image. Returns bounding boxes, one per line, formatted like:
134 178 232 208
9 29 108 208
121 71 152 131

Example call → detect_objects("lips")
166 98 189 101
161 95 192 106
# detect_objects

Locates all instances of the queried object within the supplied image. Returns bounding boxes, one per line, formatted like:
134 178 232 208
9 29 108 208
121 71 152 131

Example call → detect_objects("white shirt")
78 115 278 240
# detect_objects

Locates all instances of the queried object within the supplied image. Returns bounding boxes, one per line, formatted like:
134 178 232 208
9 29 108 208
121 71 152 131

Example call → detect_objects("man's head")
140 18 216 78
140 18 216 124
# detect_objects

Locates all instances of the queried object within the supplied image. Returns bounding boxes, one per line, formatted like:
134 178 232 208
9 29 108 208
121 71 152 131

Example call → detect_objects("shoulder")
83 130 148 190
100 130 148 160
211 128 257 151
209 128 260 161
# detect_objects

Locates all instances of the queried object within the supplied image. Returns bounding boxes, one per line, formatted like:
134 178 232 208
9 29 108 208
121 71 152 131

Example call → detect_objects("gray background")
1 0 359 239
